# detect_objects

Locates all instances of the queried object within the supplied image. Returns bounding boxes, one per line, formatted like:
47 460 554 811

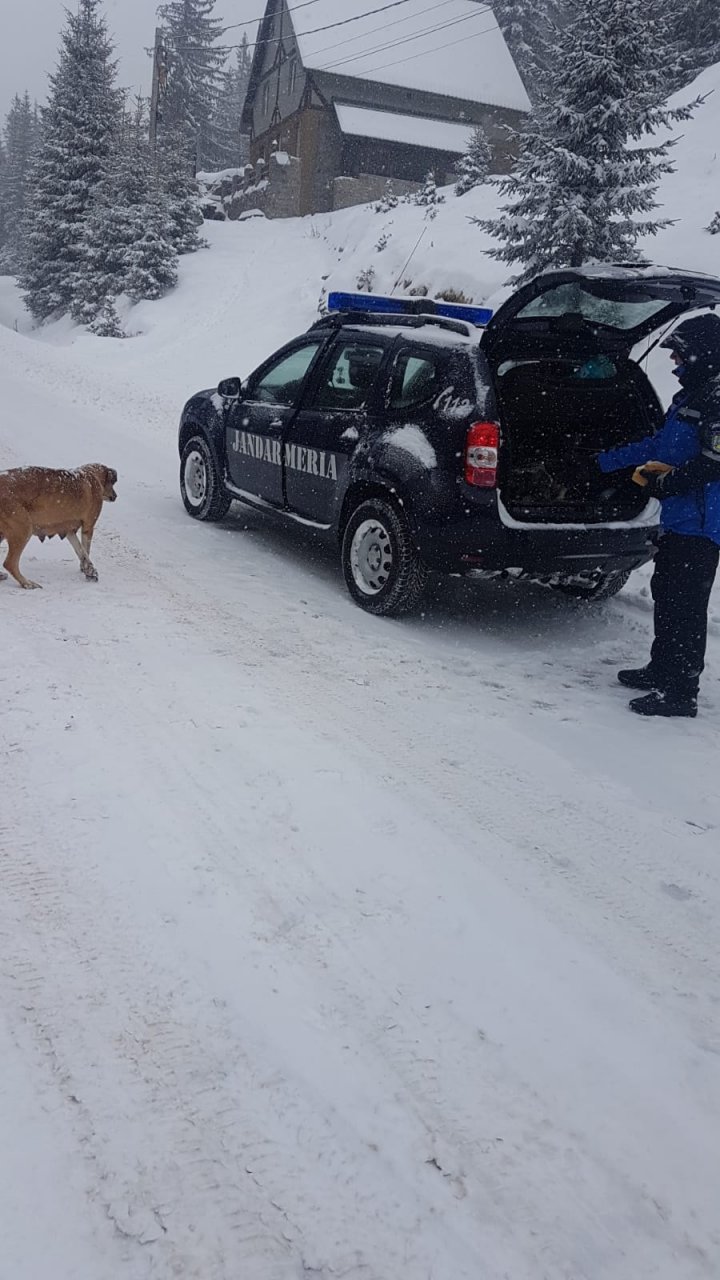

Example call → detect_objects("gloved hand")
632 461 674 492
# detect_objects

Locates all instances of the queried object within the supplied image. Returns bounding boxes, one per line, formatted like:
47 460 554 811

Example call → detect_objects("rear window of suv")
516 284 669 330
389 351 443 408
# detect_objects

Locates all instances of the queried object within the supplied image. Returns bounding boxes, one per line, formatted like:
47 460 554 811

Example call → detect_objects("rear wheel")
180 435 231 522
558 569 632 602
341 497 429 616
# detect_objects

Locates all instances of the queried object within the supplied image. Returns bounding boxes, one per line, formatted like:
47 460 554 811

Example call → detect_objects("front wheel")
341 497 430 616
557 569 632 602
180 435 231 522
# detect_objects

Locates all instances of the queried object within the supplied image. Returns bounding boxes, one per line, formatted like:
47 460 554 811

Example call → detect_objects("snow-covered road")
1 247 720 1279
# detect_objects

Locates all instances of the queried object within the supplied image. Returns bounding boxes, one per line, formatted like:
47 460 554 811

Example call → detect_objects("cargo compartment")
495 356 662 524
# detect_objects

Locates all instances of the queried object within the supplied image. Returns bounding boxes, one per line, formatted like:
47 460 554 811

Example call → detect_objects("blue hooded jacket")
598 316 720 546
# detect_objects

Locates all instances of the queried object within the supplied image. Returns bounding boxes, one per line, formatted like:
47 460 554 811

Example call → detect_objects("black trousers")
649 532 720 699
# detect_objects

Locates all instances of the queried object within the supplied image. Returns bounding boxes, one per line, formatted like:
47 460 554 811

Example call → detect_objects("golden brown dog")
0 464 118 589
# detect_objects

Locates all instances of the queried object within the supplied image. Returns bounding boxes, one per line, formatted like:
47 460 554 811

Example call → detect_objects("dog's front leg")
67 532 99 582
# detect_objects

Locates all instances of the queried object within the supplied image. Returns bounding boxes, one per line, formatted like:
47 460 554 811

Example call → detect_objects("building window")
288 58 298 94
261 81 270 116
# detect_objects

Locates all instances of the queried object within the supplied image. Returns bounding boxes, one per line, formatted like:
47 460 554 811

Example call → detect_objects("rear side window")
389 350 444 409
388 346 477 418
309 341 386 411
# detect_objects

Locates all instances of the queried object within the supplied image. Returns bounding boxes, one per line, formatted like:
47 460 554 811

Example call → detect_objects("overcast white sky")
0 0 262 117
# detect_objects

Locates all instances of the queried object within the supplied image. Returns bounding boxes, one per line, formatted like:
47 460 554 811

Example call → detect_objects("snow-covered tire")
558 569 632 602
180 434 231 522
341 497 430 616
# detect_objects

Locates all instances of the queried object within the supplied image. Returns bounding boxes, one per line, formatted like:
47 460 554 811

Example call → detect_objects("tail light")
465 421 499 488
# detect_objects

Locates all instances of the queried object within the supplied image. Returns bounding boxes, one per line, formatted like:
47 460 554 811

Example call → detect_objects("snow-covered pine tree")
211 34 252 169
0 137 7 262
454 126 493 196
157 124 204 253
90 295 124 337
669 0 720 87
73 101 178 327
479 0 696 281
492 0 563 96
373 180 399 214
21 0 120 320
408 171 445 219
157 0 227 171
0 93 40 272
123 104 179 299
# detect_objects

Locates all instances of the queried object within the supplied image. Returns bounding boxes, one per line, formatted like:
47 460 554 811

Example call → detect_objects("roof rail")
326 290 493 328
311 310 475 338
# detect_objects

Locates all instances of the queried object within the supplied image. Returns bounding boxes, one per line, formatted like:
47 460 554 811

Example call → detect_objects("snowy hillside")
319 61 720 306
3 63 718 355
2 60 720 1280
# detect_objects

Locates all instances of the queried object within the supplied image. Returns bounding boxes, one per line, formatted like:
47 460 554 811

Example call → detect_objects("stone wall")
333 174 421 211
198 152 302 222
199 157 422 222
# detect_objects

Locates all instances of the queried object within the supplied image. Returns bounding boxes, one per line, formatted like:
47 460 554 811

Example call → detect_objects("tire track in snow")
94 514 720 1046
4 522 719 1278
1 652 540 1280
0 827 366 1280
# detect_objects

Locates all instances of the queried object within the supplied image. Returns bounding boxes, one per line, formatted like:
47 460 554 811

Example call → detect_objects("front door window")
250 343 322 405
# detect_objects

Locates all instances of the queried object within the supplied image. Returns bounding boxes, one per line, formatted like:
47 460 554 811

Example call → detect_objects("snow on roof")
335 102 474 154
290 0 531 115
347 321 478 346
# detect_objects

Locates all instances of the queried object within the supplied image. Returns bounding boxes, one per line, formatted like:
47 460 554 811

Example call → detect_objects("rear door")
379 340 480 463
286 335 388 523
481 268 720 364
225 339 323 505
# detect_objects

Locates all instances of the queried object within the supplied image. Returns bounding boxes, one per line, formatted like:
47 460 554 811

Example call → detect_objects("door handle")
270 418 283 430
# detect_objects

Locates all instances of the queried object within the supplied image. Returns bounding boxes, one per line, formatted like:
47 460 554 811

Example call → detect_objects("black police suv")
178 265 720 616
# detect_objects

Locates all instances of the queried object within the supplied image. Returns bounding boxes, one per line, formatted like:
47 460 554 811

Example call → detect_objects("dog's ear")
106 467 118 486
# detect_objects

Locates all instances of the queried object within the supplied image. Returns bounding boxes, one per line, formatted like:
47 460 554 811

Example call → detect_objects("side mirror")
218 377 243 399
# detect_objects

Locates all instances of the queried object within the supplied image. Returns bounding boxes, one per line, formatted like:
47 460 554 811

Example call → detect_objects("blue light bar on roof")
327 291 493 328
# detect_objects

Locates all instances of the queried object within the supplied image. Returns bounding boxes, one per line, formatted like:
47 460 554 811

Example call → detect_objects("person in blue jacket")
598 312 720 718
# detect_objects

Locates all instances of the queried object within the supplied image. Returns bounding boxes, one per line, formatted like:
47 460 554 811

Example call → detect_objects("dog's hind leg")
4 517 41 589
67 531 98 582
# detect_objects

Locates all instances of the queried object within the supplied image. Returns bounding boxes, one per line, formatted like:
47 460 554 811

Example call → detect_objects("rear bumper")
417 499 657 577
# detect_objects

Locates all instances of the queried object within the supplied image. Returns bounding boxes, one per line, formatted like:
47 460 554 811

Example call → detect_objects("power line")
318 5 493 73
220 0 324 38
361 20 497 78
172 0 419 56
304 0 468 63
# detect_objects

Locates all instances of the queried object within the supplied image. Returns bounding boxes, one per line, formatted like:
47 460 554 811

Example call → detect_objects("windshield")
515 283 670 331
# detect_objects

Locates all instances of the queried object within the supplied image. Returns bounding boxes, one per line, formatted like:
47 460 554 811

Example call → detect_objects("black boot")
618 667 660 691
629 692 697 718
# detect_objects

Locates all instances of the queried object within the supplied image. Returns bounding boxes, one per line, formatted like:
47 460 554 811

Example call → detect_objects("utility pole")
149 27 168 155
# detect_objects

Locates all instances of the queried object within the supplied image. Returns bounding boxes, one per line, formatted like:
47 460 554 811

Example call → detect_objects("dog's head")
83 464 118 502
